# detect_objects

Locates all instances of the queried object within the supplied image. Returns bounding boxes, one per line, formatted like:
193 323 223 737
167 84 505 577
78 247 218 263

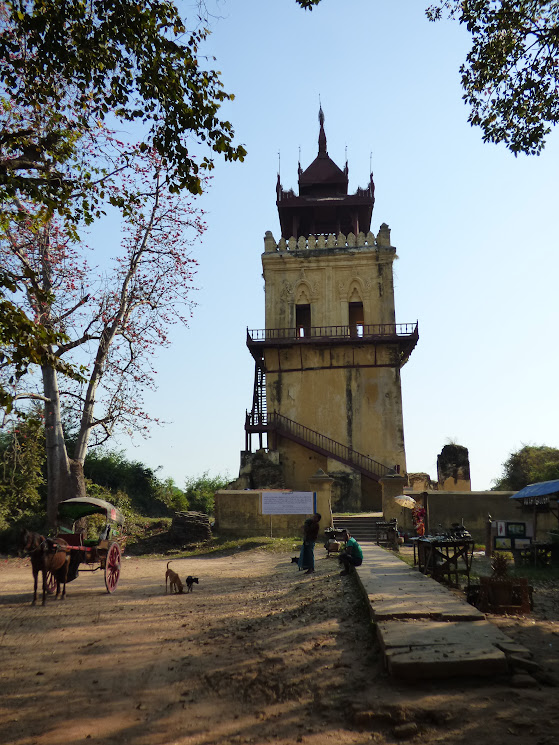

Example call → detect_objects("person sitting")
338 530 363 575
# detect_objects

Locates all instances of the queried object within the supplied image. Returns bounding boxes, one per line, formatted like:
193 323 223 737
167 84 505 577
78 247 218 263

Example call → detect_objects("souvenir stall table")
413 527 474 587
509 479 559 568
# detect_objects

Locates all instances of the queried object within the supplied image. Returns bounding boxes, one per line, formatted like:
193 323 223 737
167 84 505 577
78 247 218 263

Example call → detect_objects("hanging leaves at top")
0 0 246 203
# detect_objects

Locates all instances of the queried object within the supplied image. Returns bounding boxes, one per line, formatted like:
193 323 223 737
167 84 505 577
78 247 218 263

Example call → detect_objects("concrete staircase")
332 514 384 543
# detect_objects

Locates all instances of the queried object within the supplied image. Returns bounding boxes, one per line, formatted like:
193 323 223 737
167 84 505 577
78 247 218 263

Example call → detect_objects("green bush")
0 417 45 522
0 508 48 554
156 477 189 512
184 471 229 516
83 449 169 515
493 445 559 490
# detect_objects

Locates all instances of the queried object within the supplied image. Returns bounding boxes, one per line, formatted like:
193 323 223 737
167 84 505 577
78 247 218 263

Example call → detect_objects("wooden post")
485 514 493 557
533 503 538 567
423 491 430 536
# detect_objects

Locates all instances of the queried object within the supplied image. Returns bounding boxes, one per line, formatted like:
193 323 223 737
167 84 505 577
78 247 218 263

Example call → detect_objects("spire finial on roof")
318 103 327 156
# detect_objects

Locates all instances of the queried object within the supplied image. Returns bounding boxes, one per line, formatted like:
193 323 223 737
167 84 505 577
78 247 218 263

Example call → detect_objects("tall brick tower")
241 109 417 511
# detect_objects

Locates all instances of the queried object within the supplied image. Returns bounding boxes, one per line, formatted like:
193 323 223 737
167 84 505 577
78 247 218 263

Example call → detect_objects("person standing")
298 512 321 574
338 529 363 575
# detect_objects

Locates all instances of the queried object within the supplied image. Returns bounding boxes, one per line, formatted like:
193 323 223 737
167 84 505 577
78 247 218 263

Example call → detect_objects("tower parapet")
264 226 393 253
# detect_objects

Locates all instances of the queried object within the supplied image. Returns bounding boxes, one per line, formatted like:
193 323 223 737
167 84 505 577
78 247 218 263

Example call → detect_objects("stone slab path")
354 543 526 679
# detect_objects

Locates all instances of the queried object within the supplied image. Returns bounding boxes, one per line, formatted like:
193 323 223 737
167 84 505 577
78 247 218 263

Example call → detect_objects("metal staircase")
246 367 267 450
246 409 394 482
269 413 393 482
245 361 396 482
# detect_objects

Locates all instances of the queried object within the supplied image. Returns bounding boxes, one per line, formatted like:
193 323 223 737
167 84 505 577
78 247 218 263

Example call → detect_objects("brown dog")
165 561 184 594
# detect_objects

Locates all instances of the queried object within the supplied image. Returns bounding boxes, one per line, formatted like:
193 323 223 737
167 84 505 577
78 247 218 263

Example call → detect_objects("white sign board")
261 491 315 515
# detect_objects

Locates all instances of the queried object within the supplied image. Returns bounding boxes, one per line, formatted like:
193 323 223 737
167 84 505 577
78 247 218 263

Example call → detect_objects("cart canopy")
57 497 125 525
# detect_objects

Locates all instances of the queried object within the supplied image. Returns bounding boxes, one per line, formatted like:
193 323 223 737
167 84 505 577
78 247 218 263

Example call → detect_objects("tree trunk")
42 363 86 527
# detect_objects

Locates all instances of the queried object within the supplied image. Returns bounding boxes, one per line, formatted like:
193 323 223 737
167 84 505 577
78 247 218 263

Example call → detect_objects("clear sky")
111 0 559 491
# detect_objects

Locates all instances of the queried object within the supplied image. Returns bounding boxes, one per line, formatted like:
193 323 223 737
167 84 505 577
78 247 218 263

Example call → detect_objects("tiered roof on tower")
276 107 375 239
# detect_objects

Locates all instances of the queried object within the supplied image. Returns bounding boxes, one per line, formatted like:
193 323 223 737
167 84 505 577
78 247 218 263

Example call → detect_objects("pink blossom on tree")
2 141 204 524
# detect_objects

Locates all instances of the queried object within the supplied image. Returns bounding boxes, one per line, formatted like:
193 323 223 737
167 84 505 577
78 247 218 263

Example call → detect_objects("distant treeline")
0 415 229 531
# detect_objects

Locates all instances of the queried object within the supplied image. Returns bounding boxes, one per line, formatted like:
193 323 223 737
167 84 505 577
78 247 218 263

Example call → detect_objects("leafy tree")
492 444 559 490
426 1 559 155
84 479 133 517
184 471 229 516
297 0 559 155
83 449 168 516
0 0 246 202
0 414 45 521
156 477 189 513
0 0 246 411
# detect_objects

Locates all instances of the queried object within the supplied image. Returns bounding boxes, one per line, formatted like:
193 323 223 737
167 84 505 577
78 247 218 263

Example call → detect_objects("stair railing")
267 412 393 481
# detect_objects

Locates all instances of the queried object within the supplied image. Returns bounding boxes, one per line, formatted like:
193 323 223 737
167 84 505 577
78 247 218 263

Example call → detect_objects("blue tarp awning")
510 479 559 501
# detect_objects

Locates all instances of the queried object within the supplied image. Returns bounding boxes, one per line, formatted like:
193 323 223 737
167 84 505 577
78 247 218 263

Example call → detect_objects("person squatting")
338 529 363 575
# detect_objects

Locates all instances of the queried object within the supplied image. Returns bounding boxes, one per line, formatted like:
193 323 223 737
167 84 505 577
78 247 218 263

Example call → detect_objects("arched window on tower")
349 301 364 338
296 304 311 338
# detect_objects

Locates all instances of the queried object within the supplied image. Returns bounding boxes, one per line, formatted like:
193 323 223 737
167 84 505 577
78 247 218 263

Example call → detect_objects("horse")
20 529 70 606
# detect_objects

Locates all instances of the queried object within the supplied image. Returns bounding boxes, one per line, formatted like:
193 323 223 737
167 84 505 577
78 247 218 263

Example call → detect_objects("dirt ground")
2 547 559 745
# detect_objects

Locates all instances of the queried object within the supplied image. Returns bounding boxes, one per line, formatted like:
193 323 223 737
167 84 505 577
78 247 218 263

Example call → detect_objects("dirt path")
1 548 559 745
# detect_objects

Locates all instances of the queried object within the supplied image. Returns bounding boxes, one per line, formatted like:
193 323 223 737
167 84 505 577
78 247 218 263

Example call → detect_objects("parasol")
393 495 417 510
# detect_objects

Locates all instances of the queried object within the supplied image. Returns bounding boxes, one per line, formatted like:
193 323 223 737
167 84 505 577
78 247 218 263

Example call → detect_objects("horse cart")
53 496 126 594
24 497 125 604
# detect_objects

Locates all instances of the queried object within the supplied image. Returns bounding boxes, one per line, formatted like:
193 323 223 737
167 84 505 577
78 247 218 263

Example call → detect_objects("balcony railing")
247 322 418 344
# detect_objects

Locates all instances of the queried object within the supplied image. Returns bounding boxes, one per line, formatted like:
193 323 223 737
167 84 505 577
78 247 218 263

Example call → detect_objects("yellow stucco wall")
439 477 472 492
275 438 328 492
263 242 396 329
382 488 558 543
260 233 408 497
266 364 405 470
214 489 333 539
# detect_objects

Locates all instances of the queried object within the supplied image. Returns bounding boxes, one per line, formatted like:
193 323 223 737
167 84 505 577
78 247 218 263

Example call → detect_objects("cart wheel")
104 542 121 593
46 571 57 594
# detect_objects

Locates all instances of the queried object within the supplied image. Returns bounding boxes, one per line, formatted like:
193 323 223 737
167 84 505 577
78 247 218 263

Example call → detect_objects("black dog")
185 576 199 592
291 556 303 570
